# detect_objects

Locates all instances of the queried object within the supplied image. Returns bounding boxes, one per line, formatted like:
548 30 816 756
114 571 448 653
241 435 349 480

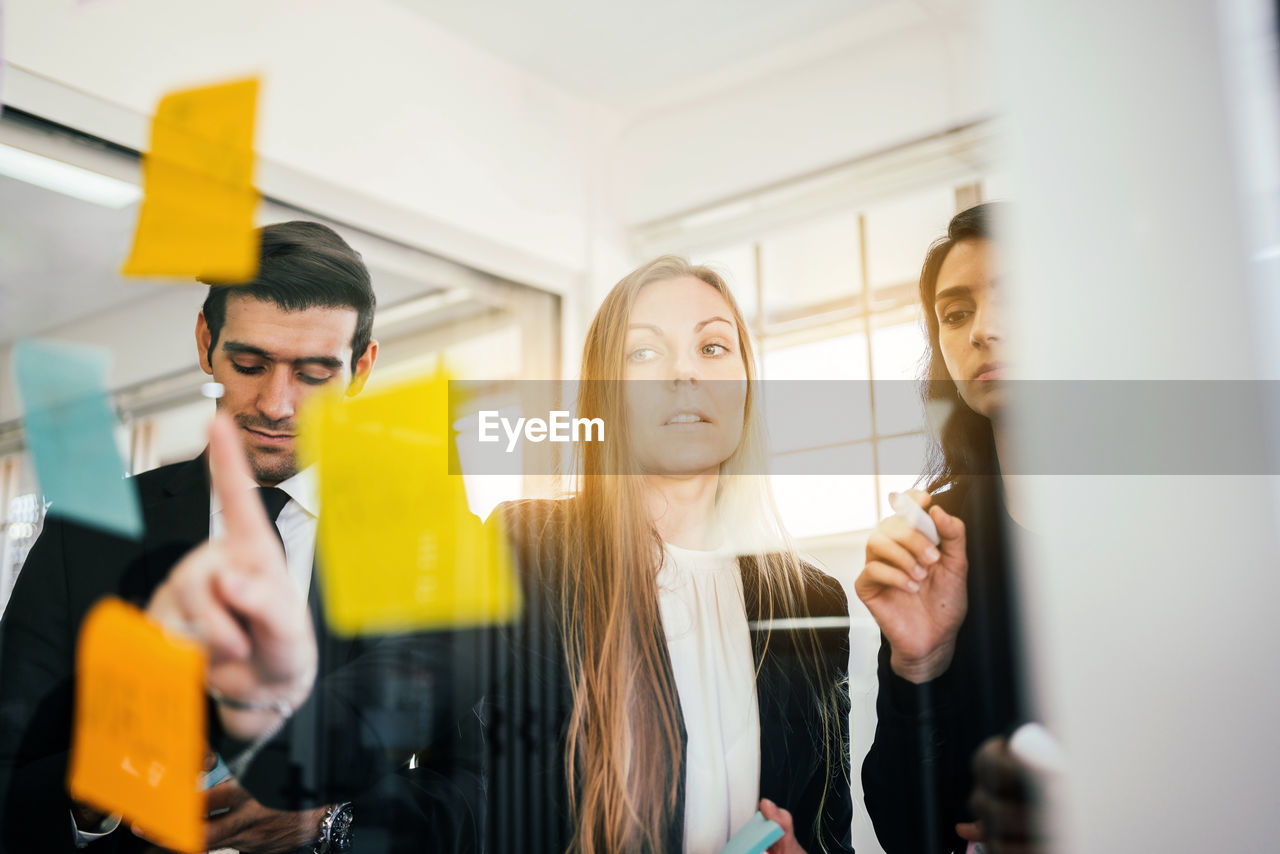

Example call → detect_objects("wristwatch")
314 801 353 853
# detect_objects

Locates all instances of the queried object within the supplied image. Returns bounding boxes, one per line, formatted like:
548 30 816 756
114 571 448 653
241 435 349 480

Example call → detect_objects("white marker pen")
890 491 940 546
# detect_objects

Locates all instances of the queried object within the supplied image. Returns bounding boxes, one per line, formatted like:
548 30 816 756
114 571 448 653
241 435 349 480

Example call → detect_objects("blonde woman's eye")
629 347 659 363
701 343 729 356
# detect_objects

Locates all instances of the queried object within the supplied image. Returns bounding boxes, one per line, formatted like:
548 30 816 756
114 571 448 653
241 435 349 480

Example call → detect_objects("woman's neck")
644 473 720 550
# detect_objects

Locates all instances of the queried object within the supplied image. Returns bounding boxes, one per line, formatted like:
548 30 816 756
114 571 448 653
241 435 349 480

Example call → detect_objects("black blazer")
0 456 478 854
478 499 856 854
860 477 1028 854
0 456 211 853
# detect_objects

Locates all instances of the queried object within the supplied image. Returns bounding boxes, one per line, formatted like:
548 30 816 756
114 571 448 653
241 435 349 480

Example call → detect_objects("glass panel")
771 448 877 537
864 186 957 291
691 243 758 323
876 432 932 519
759 211 861 318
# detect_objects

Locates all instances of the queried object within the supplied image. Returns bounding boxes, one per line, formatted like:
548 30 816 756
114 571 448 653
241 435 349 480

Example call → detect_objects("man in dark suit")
0 221 379 853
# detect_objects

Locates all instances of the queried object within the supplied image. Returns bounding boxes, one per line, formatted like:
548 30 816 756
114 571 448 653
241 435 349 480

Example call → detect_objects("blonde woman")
487 256 855 854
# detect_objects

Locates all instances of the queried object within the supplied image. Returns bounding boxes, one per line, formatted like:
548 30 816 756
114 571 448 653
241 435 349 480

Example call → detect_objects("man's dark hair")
200 221 376 374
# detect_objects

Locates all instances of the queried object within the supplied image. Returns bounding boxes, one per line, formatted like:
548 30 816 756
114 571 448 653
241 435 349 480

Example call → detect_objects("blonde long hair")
557 256 841 853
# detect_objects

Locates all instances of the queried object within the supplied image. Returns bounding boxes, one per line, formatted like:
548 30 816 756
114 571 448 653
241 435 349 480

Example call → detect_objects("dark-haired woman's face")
934 238 1003 417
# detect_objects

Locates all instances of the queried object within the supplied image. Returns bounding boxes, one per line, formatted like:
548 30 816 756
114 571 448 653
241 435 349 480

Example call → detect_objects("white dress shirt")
209 465 319 597
657 541 761 854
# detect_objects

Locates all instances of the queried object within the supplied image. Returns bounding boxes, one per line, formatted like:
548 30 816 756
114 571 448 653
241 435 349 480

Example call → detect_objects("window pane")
692 244 758 324
864 187 957 291
762 332 872 449
763 331 869 381
759 212 861 318
870 311 928 436
876 432 932 519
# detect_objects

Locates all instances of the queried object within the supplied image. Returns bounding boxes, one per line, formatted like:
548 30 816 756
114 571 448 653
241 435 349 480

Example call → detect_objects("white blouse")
657 541 761 854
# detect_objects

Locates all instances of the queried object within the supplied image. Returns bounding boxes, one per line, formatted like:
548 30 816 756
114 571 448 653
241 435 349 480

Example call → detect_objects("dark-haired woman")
857 203 1040 854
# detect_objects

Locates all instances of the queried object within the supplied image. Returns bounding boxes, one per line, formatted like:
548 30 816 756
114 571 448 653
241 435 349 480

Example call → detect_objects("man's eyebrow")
934 285 972 305
222 341 271 359
294 356 345 370
222 341 343 370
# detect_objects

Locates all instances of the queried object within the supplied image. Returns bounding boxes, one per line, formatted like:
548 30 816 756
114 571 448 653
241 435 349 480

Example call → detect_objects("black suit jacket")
477 499 856 854
0 456 211 853
0 456 480 854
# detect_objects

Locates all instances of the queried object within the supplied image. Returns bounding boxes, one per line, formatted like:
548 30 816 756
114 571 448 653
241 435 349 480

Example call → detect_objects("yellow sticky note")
300 370 522 634
121 77 260 282
68 598 206 853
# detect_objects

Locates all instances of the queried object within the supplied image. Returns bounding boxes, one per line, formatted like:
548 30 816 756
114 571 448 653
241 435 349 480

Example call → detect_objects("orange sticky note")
299 370 522 635
121 77 260 282
68 598 206 852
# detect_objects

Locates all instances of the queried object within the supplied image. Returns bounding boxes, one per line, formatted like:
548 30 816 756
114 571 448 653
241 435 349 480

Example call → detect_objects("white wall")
610 6 992 228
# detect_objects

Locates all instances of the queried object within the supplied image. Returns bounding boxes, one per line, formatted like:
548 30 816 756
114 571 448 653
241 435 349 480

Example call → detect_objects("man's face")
196 294 374 485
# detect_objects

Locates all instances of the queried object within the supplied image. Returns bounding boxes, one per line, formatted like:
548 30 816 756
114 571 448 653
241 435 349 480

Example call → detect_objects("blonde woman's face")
622 276 749 477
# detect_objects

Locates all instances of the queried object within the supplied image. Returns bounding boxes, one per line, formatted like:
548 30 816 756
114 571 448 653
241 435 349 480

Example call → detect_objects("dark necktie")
256 486 291 553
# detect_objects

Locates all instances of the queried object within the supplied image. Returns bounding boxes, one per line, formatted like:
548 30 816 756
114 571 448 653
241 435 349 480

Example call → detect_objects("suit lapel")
650 605 689 853
740 555 799 810
139 454 211 598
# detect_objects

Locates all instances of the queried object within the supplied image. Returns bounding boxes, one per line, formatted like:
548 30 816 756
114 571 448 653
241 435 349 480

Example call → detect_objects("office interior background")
2 0 1280 851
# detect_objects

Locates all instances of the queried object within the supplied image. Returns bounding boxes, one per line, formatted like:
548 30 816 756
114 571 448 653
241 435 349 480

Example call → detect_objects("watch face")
331 804 354 852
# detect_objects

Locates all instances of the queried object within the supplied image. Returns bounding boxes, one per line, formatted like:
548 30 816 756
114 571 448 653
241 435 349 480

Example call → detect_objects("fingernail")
925 547 941 564
761 798 774 809
912 565 927 581
888 491 899 502
907 580 920 593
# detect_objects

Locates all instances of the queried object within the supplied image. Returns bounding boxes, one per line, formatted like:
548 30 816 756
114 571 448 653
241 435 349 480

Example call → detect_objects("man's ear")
196 312 214 375
347 339 378 397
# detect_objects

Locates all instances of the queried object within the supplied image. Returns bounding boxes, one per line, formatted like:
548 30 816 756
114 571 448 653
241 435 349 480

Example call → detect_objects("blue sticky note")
719 811 784 854
14 339 142 538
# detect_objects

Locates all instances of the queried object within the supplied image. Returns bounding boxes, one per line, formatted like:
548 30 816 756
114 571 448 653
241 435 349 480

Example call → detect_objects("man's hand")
956 736 1048 854
761 798 807 854
205 779 327 853
70 799 111 832
146 415 317 740
854 489 968 683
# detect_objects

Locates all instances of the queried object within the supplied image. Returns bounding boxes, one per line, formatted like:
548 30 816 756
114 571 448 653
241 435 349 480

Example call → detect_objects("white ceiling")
0 174 169 343
386 0 906 107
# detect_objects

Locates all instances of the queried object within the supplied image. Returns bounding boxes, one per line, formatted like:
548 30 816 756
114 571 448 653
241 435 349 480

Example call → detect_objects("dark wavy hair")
920 202 1002 492
200 221 375 375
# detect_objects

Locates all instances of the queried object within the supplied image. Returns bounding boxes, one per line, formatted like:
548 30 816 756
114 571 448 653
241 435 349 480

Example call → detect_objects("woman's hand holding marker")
855 489 968 684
